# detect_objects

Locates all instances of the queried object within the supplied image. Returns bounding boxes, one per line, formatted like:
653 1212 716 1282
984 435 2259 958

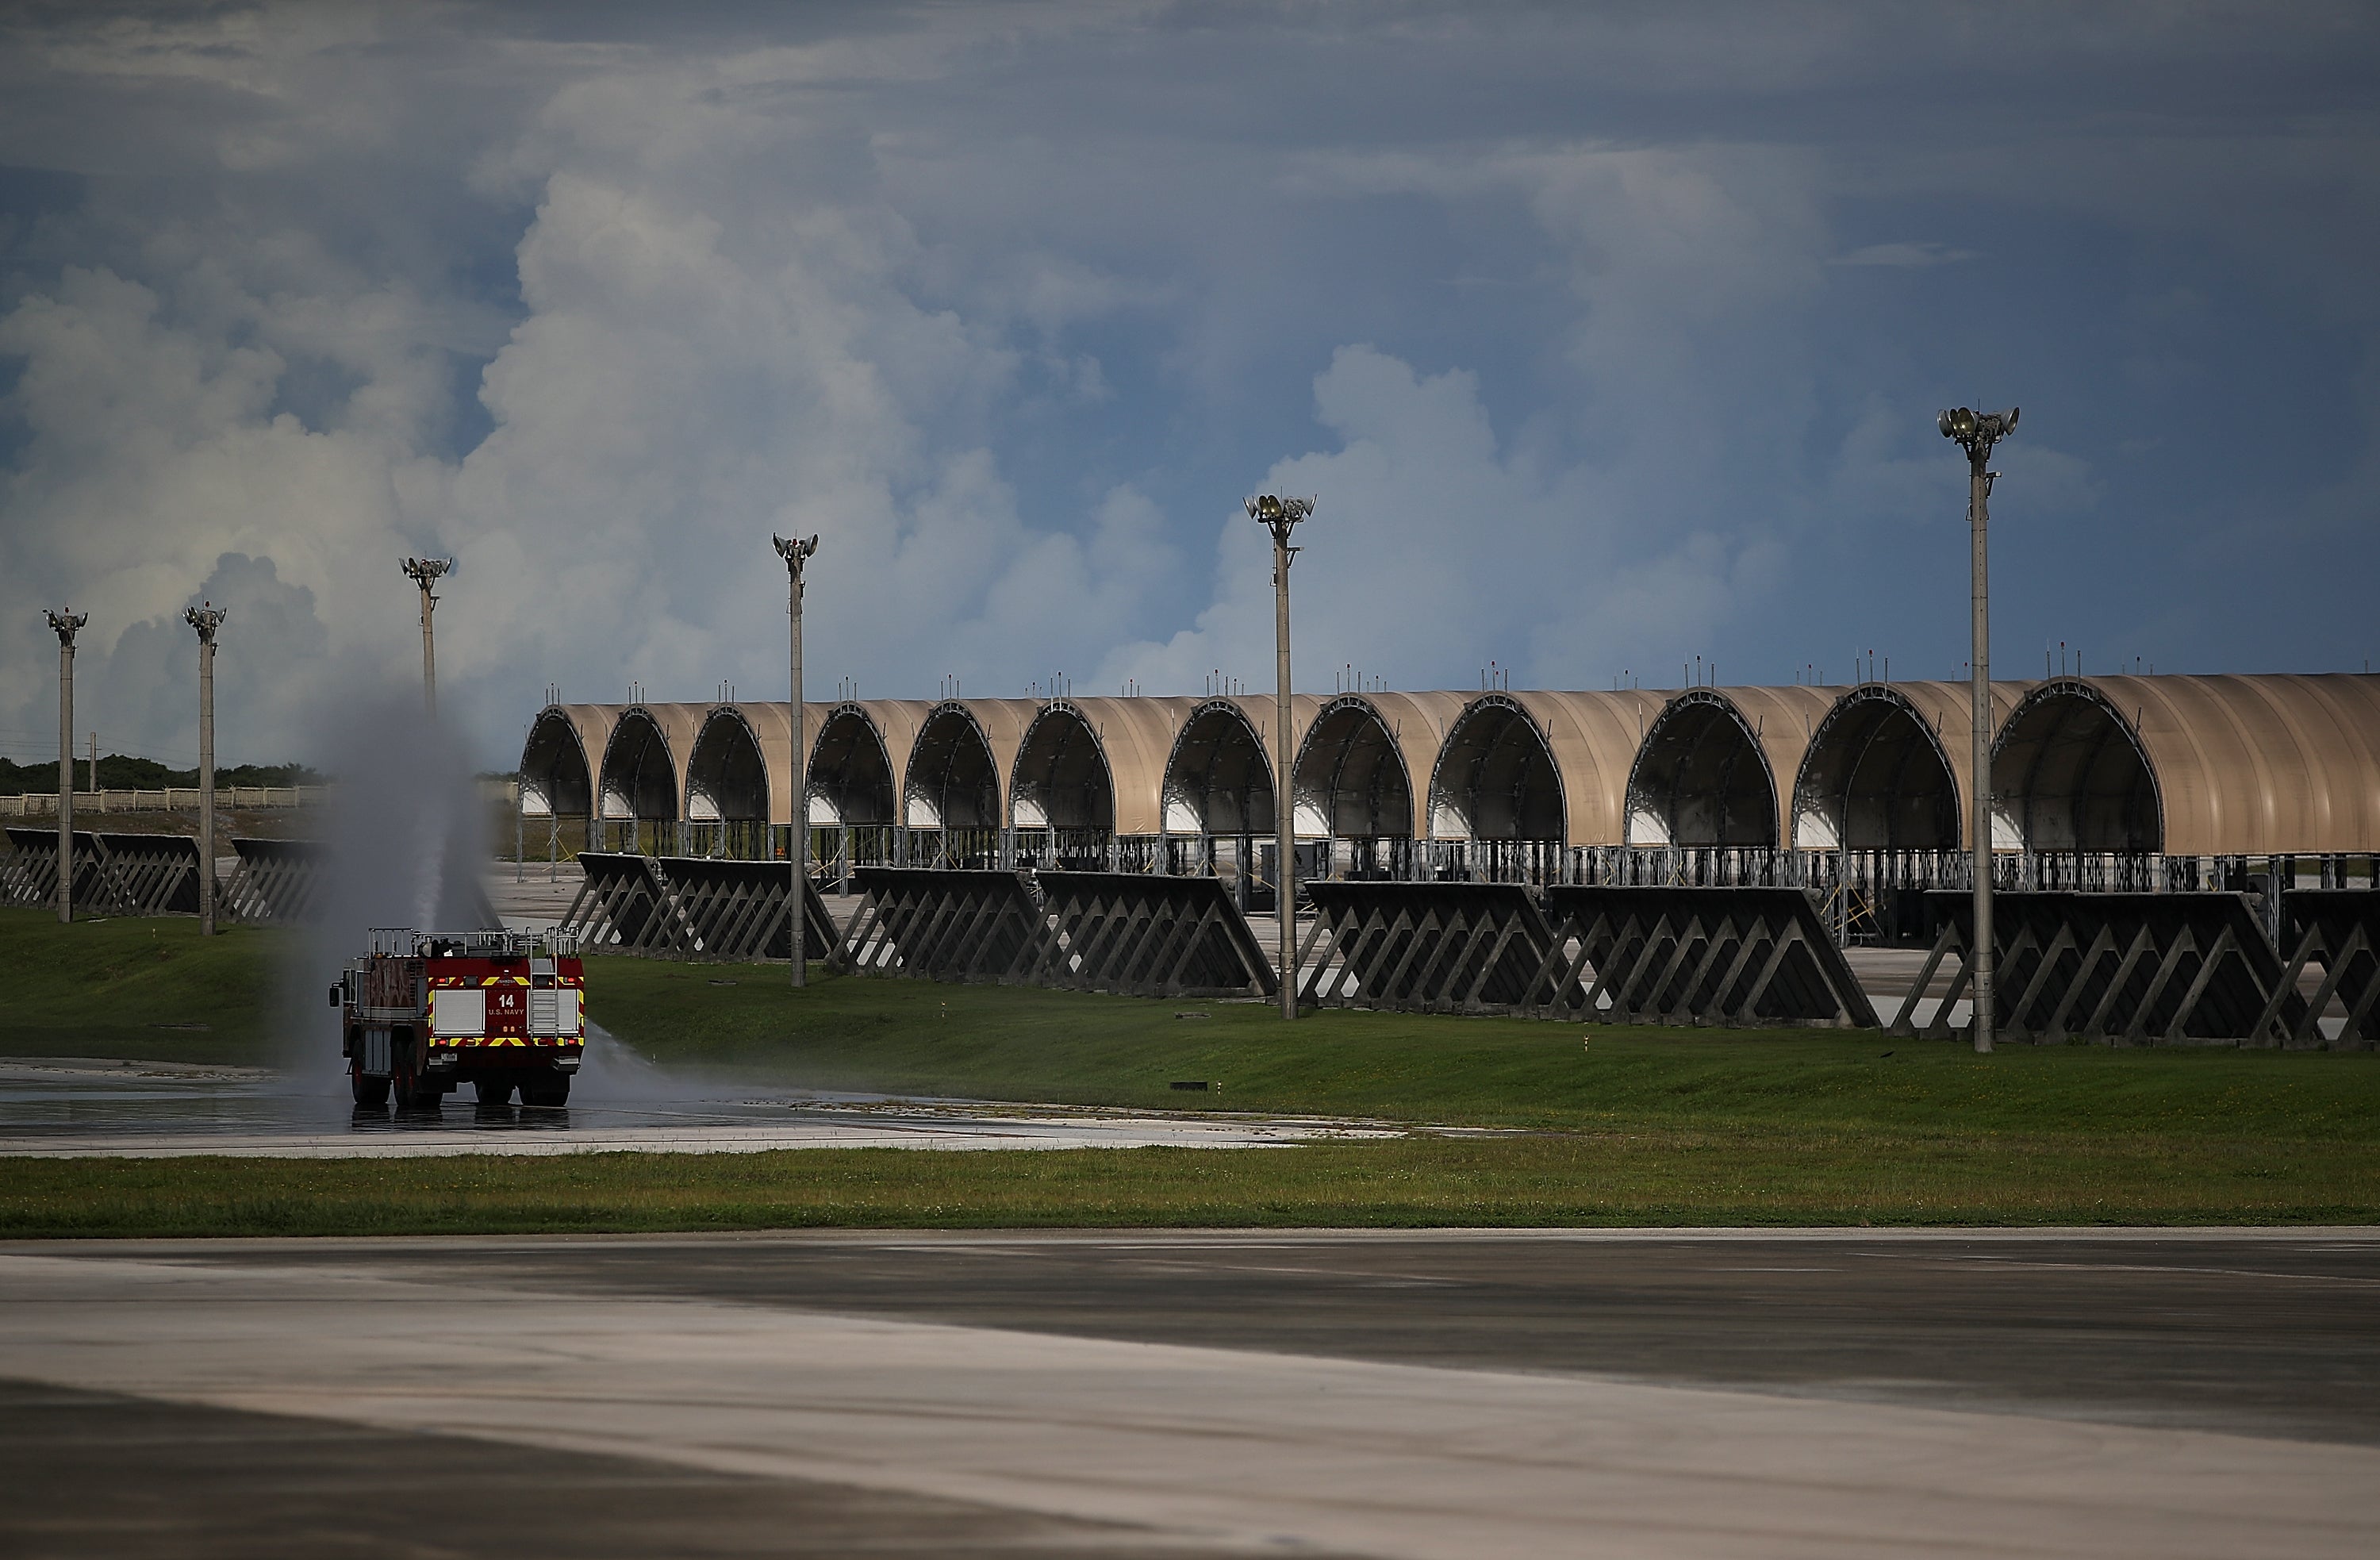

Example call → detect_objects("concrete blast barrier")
219 838 328 924
1030 870 1276 998
1537 885 1878 1028
835 866 1274 997
566 852 835 961
1299 881 1559 1014
1296 880 1874 1025
3 826 205 916
1890 890 2300 1044
88 832 206 915
833 866 1054 982
2266 890 2380 1048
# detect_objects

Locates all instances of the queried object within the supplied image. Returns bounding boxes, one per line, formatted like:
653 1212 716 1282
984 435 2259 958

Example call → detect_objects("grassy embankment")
2 907 2377 1234
0 909 283 1066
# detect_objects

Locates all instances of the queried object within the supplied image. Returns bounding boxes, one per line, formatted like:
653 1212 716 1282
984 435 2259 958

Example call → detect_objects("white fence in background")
0 786 327 817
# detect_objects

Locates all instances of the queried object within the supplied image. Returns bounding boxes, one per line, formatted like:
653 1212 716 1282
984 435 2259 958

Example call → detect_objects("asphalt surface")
5 1229 2378 1558
183 1226 2380 1446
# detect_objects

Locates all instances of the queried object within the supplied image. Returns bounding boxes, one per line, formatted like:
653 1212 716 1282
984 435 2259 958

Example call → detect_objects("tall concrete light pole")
401 556 451 719
773 532 820 989
1938 404 2017 1055
1247 493 1314 1021
45 609 87 924
185 602 228 936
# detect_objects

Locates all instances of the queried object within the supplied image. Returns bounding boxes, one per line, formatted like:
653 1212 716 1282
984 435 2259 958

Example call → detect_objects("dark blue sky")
0 2 2373 765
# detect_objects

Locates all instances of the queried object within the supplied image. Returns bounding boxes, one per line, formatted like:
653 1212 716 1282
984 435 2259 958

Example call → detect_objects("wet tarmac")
0 1056 1399 1159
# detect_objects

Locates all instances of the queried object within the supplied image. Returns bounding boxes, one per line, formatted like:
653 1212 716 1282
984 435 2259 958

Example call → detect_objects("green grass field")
7 1130 2372 1238
2 906 2376 1235
0 909 284 1066
582 953 2380 1143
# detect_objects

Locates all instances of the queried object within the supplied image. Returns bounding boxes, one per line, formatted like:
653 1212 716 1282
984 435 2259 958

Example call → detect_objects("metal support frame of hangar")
517 673 2380 915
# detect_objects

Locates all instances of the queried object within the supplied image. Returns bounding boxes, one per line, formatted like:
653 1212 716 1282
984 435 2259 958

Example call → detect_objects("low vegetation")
0 909 285 1066
6 1130 2373 1239
0 755 321 794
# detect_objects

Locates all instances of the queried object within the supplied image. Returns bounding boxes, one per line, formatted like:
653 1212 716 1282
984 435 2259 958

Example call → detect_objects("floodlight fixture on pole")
1937 403 2017 1055
401 556 451 719
774 532 820 989
1247 493 1315 1020
45 609 87 924
185 602 228 936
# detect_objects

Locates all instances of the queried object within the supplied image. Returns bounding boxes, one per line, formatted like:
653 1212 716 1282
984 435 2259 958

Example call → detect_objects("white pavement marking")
2 1248 2374 1560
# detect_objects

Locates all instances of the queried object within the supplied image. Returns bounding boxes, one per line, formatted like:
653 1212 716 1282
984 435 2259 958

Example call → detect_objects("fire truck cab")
332 927 585 1110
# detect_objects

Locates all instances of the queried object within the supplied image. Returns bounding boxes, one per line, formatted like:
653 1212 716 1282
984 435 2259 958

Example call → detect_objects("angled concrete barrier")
2266 890 2380 1048
1299 881 1558 1014
1536 885 1878 1028
90 832 206 916
220 838 328 924
4 828 212 917
832 866 1053 982
3 827 107 912
566 852 834 961
1891 890 2297 1045
1030 870 1276 998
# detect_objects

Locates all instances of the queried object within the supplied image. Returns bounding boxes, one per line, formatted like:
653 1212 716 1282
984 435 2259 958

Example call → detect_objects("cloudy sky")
2 1 2374 770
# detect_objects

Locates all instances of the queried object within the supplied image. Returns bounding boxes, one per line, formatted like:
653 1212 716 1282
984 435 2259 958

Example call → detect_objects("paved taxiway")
5 1228 2378 1558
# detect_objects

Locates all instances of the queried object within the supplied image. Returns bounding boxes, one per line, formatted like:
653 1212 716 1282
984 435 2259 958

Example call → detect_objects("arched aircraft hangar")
520 671 2380 943
1426 693 1566 882
903 699 1015 866
1624 689 1783 851
516 703 613 859
681 703 787 860
1162 697 1274 895
594 702 706 856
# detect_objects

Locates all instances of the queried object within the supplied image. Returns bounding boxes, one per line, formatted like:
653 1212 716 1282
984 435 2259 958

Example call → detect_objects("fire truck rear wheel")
393 1066 440 1112
475 1078 516 1109
521 1076 571 1109
350 1070 390 1108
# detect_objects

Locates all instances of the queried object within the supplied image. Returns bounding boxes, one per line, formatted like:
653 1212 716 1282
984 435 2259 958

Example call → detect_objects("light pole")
185 602 228 936
45 609 86 924
1938 404 2017 1055
773 532 820 989
1247 493 1314 1020
401 556 451 719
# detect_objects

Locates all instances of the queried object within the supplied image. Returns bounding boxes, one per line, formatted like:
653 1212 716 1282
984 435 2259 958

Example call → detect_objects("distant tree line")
0 755 325 795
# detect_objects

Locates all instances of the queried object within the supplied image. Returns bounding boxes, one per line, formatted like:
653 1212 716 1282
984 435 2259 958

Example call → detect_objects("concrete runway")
5 1228 2378 1558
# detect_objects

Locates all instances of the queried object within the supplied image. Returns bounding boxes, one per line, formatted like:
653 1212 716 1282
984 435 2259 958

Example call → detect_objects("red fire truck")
331 928 585 1109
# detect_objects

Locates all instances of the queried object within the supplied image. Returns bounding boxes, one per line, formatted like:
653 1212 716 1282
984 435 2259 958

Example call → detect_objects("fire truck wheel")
520 1076 571 1109
474 1078 516 1109
350 1070 390 1108
393 1069 441 1112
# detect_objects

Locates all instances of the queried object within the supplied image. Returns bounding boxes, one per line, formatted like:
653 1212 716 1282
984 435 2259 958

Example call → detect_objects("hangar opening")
1164 701 1274 834
1011 701 1114 868
1429 695 1562 880
807 703 897 886
1626 690 1776 848
808 705 896 826
597 707 681 856
1992 681 2163 853
904 701 1001 866
1293 696 1414 879
1791 686 1960 851
1163 699 1274 890
519 708 594 858
683 709 771 859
